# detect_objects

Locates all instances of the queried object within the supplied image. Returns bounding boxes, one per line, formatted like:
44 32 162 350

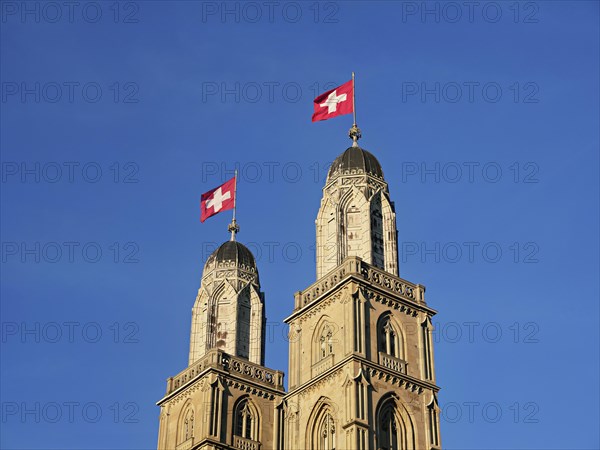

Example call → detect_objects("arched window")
422 318 434 381
234 398 258 441
376 396 415 450
378 315 401 359
319 325 334 359
207 302 217 349
179 407 194 443
379 404 399 450
316 411 336 450
308 401 337 450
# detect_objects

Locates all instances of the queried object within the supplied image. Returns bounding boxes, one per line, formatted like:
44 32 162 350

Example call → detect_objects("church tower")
282 140 442 449
316 145 399 278
189 240 265 366
156 236 285 450
156 132 441 450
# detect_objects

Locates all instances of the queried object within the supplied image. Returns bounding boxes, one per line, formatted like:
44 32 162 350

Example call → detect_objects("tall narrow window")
346 209 362 254
207 303 217 349
356 381 367 420
378 315 401 358
318 412 336 450
354 297 363 353
380 406 398 450
377 397 414 450
234 399 258 441
209 382 221 437
319 325 334 359
275 402 285 450
422 319 433 380
371 198 385 268
311 402 340 450
180 408 194 443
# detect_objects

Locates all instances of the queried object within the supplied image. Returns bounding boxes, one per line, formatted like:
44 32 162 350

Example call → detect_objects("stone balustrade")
378 351 408 374
311 353 334 377
295 256 424 309
166 349 284 395
233 436 261 450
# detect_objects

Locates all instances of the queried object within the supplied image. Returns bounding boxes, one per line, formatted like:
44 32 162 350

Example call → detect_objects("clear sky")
1 1 599 448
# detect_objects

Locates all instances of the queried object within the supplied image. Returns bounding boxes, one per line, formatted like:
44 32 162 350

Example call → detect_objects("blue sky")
1 1 599 448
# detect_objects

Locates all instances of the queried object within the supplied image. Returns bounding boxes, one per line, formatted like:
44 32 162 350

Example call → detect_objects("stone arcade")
156 142 442 450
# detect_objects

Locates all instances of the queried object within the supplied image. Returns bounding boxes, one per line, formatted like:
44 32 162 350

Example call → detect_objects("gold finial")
349 124 362 147
228 219 239 241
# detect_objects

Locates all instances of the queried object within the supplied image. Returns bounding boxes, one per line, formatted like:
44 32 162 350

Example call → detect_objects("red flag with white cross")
200 176 236 223
312 80 353 122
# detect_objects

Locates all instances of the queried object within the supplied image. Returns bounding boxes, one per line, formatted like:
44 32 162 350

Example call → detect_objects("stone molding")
158 349 284 407
287 257 435 324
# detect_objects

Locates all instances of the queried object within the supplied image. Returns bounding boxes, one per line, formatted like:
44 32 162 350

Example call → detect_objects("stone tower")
156 239 285 450
188 241 265 366
156 140 441 450
316 146 399 278
282 144 442 449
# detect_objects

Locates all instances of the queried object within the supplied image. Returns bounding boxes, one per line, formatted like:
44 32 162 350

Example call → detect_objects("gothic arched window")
379 404 399 450
319 325 334 359
207 302 217 349
179 407 194 443
234 398 258 441
376 396 415 450
378 315 402 359
316 411 336 450
422 318 434 381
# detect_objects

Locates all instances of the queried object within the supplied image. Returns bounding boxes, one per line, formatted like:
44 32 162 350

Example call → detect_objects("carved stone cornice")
225 378 280 400
324 172 388 192
323 177 388 207
202 266 259 289
286 257 436 324
364 288 419 317
158 366 283 409
157 349 284 407
367 366 424 394
285 354 439 402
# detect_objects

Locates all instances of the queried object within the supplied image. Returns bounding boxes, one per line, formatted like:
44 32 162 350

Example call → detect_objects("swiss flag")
200 177 236 223
312 80 353 122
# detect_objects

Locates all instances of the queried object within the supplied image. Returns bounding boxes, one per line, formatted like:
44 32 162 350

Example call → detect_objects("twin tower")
156 143 442 450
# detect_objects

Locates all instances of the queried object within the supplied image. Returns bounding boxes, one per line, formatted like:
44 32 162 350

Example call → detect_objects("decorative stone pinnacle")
349 124 362 147
228 219 240 241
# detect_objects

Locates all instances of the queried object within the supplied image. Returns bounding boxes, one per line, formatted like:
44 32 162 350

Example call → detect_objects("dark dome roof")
327 146 384 179
205 241 256 270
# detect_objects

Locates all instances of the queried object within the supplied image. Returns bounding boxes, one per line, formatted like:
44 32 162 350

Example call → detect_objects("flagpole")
229 170 239 241
349 71 361 147
233 169 238 223
352 71 357 126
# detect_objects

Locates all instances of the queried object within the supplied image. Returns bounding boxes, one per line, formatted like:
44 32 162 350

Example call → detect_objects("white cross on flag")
312 80 353 122
200 176 236 222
